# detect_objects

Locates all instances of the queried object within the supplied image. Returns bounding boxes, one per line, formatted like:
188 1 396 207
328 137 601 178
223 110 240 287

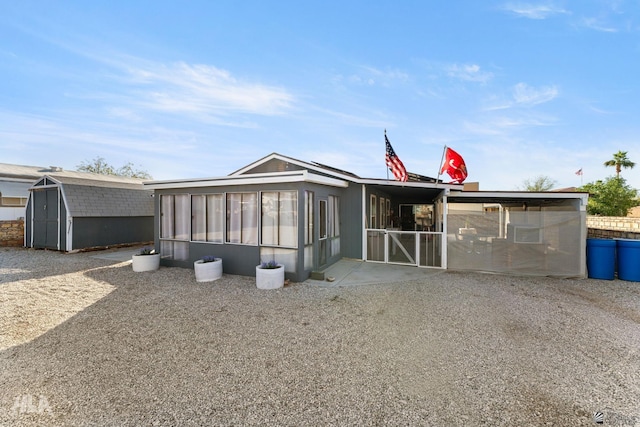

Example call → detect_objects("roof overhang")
144 170 350 190
447 190 589 205
359 179 461 201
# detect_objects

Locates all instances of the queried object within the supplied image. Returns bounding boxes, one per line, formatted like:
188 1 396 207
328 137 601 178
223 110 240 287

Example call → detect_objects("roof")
447 189 589 206
0 163 149 185
62 184 154 217
30 175 154 217
146 153 461 191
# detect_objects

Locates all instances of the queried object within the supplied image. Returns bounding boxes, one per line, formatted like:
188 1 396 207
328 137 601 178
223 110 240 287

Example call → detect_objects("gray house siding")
341 183 364 260
153 180 351 282
154 182 308 279
236 158 307 175
72 216 153 249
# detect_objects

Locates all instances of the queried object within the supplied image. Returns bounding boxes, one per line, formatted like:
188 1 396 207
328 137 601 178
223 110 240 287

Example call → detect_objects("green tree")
579 176 639 216
115 162 153 180
603 150 635 177
77 157 152 179
521 175 557 191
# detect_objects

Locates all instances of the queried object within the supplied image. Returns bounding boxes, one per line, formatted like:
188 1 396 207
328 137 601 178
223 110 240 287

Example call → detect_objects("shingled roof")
32 175 154 218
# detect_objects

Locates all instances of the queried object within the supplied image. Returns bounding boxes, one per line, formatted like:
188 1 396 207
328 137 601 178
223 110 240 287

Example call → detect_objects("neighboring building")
10 166 156 251
0 163 55 221
145 153 588 281
628 205 640 218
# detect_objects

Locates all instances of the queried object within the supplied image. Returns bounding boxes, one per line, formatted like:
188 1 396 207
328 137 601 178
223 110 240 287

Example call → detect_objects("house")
145 153 588 281
23 170 154 251
0 163 51 221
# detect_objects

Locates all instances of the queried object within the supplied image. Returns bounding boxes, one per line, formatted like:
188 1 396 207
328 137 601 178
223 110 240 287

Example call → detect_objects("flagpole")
435 145 447 187
385 129 389 181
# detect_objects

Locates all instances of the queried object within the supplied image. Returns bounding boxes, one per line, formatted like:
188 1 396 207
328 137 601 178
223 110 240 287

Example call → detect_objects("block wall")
587 216 640 240
0 220 24 247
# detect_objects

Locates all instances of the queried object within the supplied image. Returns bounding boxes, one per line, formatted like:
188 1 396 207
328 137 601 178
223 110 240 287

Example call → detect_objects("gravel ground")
1 247 639 426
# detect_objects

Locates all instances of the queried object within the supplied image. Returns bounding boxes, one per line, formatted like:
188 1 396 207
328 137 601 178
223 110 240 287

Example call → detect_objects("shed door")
32 188 59 249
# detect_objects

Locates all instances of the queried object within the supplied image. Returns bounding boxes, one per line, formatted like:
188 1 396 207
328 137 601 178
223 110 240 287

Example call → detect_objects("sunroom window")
192 194 224 243
261 191 297 247
226 192 258 245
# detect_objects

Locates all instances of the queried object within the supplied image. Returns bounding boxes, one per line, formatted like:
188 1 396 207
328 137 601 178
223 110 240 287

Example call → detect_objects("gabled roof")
146 152 462 191
31 175 153 217
229 153 362 182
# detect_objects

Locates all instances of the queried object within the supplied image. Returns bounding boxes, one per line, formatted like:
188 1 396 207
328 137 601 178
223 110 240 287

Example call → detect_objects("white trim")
145 153 459 192
361 184 366 260
0 177 36 184
448 190 589 201
58 185 70 251
145 170 349 190
356 178 460 190
229 153 360 182
66 217 73 252
442 195 448 269
28 193 33 247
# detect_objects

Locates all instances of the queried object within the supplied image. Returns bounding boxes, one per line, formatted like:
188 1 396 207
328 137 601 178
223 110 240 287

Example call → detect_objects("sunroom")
146 167 353 283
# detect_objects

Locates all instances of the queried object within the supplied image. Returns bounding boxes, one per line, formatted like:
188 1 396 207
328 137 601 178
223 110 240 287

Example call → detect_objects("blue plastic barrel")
586 238 616 280
616 239 640 282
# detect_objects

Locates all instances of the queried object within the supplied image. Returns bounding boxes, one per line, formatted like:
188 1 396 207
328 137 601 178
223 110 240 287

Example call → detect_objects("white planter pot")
194 258 223 282
255 264 285 289
132 254 160 272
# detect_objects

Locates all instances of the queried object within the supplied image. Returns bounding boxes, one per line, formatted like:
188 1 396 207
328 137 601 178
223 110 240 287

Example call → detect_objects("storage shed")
25 174 154 251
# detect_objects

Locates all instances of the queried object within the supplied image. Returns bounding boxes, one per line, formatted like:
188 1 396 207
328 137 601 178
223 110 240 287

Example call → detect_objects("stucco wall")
587 216 640 240
0 220 24 247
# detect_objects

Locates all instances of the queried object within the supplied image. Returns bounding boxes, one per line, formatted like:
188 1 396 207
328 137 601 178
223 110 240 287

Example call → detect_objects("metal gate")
365 229 443 268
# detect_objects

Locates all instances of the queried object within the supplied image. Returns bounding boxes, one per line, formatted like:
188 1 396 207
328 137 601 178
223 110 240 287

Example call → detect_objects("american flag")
385 134 408 182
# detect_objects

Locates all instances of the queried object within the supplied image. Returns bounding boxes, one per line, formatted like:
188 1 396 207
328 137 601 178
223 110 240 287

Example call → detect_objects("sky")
1 1 639 191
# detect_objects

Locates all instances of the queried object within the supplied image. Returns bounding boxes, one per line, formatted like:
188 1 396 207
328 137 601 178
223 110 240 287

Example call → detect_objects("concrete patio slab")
89 248 444 286
304 258 445 287
89 248 139 262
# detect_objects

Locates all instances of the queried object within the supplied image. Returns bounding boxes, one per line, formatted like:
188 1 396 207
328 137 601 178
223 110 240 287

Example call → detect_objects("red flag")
385 134 408 182
440 147 468 183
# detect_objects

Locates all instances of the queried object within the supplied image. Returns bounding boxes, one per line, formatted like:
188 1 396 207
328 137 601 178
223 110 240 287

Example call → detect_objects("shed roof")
62 184 154 217
31 175 154 217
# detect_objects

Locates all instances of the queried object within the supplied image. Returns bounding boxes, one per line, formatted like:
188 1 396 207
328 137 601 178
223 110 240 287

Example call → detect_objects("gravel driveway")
1 248 639 426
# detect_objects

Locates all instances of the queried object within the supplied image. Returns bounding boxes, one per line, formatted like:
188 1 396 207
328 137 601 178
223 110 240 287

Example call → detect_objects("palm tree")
604 150 635 177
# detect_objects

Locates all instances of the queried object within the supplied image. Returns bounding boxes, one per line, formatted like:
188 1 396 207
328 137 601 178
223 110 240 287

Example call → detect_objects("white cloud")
580 17 618 33
502 2 570 19
344 66 409 87
123 62 295 117
463 112 557 136
513 82 558 105
446 64 493 83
